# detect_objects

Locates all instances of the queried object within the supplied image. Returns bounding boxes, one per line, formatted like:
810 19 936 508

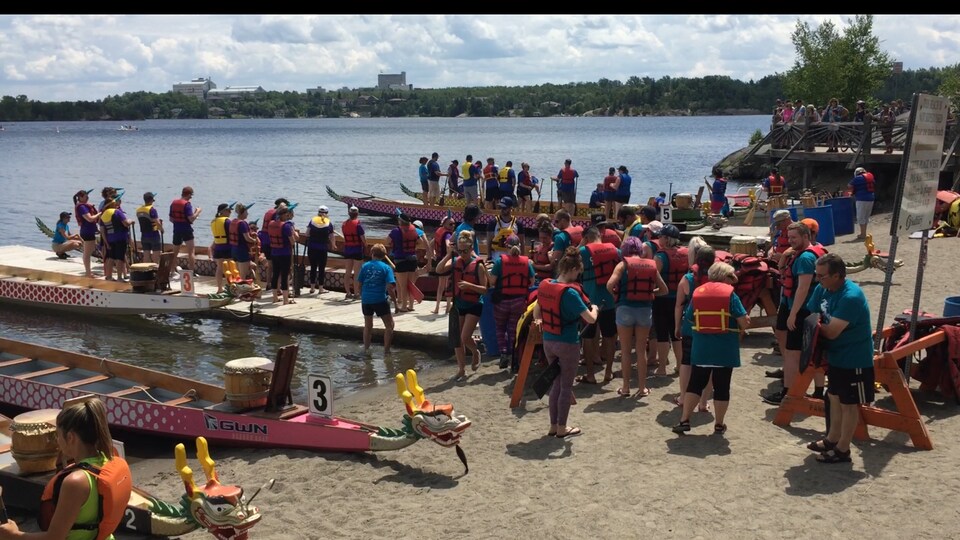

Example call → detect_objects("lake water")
0 115 768 400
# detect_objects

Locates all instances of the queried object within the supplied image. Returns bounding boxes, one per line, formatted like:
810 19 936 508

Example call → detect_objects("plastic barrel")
769 206 798 224
479 292 499 358
945 296 960 317
825 197 855 236
803 205 835 246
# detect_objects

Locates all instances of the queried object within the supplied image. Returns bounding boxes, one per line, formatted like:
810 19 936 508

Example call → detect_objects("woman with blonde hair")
674 239 715 412
437 230 489 380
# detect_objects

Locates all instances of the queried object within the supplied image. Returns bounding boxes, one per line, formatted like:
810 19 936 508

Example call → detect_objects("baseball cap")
318 205 329 214
504 235 521 247
348 205 359 213
647 220 664 236
413 220 424 229
660 224 680 239
217 203 230 213
398 212 412 223
59 211 71 218
801 218 820 236
854 167 866 175
498 196 514 209
143 191 156 202
590 213 607 226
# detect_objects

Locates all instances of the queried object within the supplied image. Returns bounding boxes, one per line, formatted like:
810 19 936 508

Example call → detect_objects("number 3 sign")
308 374 333 417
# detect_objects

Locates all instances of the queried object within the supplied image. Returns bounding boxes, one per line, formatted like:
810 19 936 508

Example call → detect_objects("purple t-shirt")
233 220 250 249
76 203 98 237
106 209 129 243
389 227 417 258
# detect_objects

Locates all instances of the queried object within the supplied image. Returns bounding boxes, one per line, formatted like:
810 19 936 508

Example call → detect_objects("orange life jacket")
862 171 875 193
538 280 591 335
559 166 577 185
623 256 658 302
433 230 452 260
601 228 622 248
533 240 553 280
767 175 785 195
268 220 289 250
169 198 189 223
483 164 497 183
396 224 419 255
342 219 362 248
657 246 689 292
39 455 132 540
498 254 532 297
691 282 737 334
228 219 245 246
562 226 583 247
781 244 828 298
583 243 619 288
263 208 277 225
454 255 485 303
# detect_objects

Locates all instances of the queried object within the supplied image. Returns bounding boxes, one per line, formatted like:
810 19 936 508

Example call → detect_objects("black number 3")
312 379 328 412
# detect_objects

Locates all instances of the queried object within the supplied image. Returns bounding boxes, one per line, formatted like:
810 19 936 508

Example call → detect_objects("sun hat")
773 209 792 223
647 221 664 236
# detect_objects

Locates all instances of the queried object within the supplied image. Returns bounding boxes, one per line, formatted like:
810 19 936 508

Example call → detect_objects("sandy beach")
12 210 960 539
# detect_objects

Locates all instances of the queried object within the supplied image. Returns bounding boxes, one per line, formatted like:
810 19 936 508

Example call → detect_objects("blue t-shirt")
453 223 480 255
358 259 396 305
805 280 874 369
625 220 644 239
53 221 70 244
491 257 536 294
551 229 570 254
616 173 632 197
427 159 442 182
419 163 429 184
589 190 604 208
781 250 818 309
579 245 620 310
849 174 875 202
711 178 728 203
541 282 589 344
684 292 747 367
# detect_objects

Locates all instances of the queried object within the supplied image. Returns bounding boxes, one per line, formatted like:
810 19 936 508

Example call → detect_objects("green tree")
784 15 891 109
938 63 960 111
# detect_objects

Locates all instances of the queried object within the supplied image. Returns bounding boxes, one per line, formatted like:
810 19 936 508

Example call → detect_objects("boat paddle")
743 189 759 226
549 174 555 214
533 178 542 213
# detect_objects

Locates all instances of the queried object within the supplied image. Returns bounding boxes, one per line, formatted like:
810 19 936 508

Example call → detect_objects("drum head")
731 236 755 244
225 357 274 372
130 263 159 271
12 409 58 427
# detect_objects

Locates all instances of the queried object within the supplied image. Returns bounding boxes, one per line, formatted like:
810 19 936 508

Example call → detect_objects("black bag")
799 312 828 373
532 361 561 399
447 304 461 349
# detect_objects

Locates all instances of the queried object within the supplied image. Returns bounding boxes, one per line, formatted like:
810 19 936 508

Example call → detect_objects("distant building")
173 77 216 101
378 71 412 91
306 86 326 95
206 86 266 101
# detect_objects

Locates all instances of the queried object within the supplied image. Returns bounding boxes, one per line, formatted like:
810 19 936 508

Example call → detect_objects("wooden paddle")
533 183 542 213
743 191 759 226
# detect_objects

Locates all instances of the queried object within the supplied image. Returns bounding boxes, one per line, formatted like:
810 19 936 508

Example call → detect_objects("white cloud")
2 14 960 102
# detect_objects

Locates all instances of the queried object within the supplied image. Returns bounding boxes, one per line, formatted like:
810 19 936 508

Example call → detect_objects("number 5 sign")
308 374 333 417
660 205 672 224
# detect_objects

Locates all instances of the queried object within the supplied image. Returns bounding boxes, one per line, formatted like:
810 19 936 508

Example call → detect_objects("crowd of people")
771 97 904 153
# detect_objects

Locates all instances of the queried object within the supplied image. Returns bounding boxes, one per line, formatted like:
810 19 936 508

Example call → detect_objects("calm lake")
0 115 768 400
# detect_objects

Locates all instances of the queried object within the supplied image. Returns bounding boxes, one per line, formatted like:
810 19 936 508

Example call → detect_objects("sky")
2 14 960 102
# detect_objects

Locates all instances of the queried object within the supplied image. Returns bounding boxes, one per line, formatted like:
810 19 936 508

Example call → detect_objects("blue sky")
2 14 959 102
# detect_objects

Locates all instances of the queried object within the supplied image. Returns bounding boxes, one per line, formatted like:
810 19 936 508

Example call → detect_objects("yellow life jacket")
949 198 960 229
311 215 331 228
498 166 512 186
211 216 229 244
491 217 517 252
135 204 158 232
100 208 117 235
461 162 471 180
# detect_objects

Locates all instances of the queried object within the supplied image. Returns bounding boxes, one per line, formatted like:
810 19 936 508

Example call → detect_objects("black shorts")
653 296 678 342
458 303 484 318
615 195 630 204
420 179 429 192
517 187 532 199
681 335 693 366
558 190 576 204
582 308 617 339
362 301 392 317
262 244 272 260
108 240 127 261
212 246 232 260
485 185 500 202
172 230 194 245
141 238 162 252
828 366 875 404
394 256 418 273
80 231 97 242
776 302 810 351
343 251 364 261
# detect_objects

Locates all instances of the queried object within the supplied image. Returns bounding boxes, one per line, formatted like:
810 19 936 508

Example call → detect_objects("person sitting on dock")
169 186 202 279
358 243 397 353
52 211 83 259
589 182 605 209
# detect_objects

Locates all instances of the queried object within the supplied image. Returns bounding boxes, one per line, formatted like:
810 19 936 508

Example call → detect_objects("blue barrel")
803 205 835 246
945 297 960 317
769 206 798 224
825 197 855 236
479 292 499 358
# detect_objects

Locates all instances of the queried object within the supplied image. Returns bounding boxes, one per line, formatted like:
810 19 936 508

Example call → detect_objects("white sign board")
896 94 950 235
307 374 333 417
660 205 672 224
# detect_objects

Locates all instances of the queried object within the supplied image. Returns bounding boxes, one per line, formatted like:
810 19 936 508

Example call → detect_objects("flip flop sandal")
575 375 598 385
672 420 691 434
617 388 630 397
816 448 852 463
806 439 837 452
556 427 582 439
635 388 651 398
714 424 727 435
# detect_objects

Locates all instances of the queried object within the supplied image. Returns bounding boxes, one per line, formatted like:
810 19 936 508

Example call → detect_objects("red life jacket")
39 455 132 540
533 240 553 280
560 166 577 185
499 254 532 297
623 256 658 302
691 282 737 334
863 171 875 193
657 246 689 292
263 208 277 225
75 203 96 227
781 244 828 298
538 280 591 335
433 230 451 260
454 255 485 303
268 220 289 250
483 164 497 183
767 175 785 195
731 254 770 312
773 225 791 253
397 224 419 255
228 219 245 246
583 243 619 288
342 218 362 248
169 198 189 223
601 228 622 247
562 226 583 247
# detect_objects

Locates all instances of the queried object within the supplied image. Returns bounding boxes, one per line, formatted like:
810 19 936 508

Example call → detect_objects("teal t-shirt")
626 221 644 238
679 272 699 336
782 250 817 309
684 293 747 368
491 257 535 294
579 245 620 310
542 282 589 344
805 280 874 369
551 229 570 253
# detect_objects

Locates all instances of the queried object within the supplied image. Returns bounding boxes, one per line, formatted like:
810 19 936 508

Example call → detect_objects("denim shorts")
616 305 653 327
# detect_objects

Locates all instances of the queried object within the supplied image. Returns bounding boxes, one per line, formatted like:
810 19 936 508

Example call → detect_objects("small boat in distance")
118 124 139 131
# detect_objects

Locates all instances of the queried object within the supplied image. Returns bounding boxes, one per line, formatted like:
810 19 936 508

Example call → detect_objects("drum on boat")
10 409 60 474
129 262 159 293
767 196 786 210
675 193 693 210
729 236 759 256
223 357 274 409
801 195 816 208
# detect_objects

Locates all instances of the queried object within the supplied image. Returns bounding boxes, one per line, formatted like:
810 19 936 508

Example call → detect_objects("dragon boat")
398 182 598 216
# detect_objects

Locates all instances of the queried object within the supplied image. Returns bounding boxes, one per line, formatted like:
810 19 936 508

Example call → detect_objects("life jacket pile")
582 243 619 289
657 246 689 292
211 216 230 245
781 244 828 299
497 254 532 298
621 256 658 302
538 280 592 335
691 282 737 334
454 255 485 303
728 254 773 312
39 455 133 540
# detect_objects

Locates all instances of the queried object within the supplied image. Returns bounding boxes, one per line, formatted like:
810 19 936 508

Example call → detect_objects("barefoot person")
431 216 456 314
534 246 599 438
99 199 133 281
51 211 82 259
673 262 750 435
341 206 366 301
228 203 257 282
73 189 100 277
358 244 397 353
436 230 489 381
210 203 233 294
168 186 202 278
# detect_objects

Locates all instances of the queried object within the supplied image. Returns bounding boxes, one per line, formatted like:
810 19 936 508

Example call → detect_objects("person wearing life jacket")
8 397 133 540
708 166 729 215
228 203 257 283
531 223 556 283
602 167 619 219
461 154 480 204
606 237 668 397
436 230 490 380
767 209 793 263
357 243 398 353
803 253 876 464
593 216 623 249
762 221 827 405
672 262 750 435
652 224 688 376
848 166 876 239
534 246 599 439
673 240 716 412
618 205 656 243
482 157 500 211
134 192 163 263
340 205 366 301
268 205 298 305
516 162 540 213
639 220 663 259
489 197 522 260
99 199 133 282
51 211 83 260
387 212 430 313
610 165 633 217
497 160 516 202
489 235 536 371
73 189 101 278
168 186 202 278
549 209 583 266
446 159 463 198
764 167 786 198
431 216 456 315
574 226 623 385
550 158 580 215
306 205 337 295
934 190 960 230
207 203 233 293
